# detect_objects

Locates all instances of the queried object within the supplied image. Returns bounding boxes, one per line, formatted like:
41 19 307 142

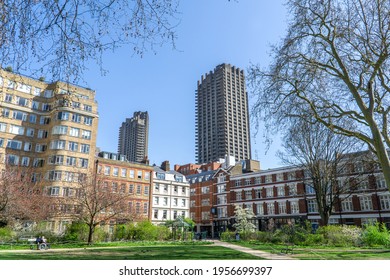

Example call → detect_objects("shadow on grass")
0 245 264 260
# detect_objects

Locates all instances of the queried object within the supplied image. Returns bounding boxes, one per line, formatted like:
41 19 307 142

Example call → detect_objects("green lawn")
230 241 390 260
0 245 264 260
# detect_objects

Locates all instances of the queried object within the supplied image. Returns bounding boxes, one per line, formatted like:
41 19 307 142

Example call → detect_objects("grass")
229 241 390 260
0 243 264 260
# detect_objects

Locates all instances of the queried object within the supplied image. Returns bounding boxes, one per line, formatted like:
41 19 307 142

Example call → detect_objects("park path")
212 240 294 260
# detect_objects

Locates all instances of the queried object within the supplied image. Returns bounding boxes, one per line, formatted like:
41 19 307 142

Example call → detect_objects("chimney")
161 160 170 171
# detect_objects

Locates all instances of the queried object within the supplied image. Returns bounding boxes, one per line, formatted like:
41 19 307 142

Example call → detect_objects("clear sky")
82 0 288 169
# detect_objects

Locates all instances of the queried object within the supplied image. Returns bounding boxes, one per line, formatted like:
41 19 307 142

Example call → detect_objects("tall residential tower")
195 63 251 164
118 111 149 163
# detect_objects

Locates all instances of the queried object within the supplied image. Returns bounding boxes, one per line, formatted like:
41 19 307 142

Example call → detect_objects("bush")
0 227 15 242
63 222 89 242
317 225 362 247
113 221 171 241
220 231 236 241
361 223 390 247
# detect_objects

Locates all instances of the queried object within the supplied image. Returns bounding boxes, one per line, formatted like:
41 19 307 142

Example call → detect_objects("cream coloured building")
0 68 99 232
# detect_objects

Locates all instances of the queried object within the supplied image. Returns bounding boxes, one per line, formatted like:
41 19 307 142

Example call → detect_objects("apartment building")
186 152 390 237
151 161 190 224
96 151 153 233
195 63 251 163
0 69 99 232
118 111 149 163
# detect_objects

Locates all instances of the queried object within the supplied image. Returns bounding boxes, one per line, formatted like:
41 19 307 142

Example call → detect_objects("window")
63 187 74 197
29 114 37 123
68 141 78 151
12 110 27 121
48 171 62 181
80 144 90 153
0 122 6 132
81 130 91 139
66 156 77 166
121 168 127 177
163 197 168 206
235 180 241 187
48 155 64 165
266 188 273 197
175 175 183 182
236 191 242 201
276 173 284 181
5 94 12 102
136 185 142 195
9 124 24 135
69 127 80 137
305 184 315 194
84 105 92 112
32 101 40 110
379 195 390 210
278 202 287 214
307 200 318 213
376 176 387 189
217 195 226 205
154 197 159 205
72 114 81 123
202 211 210 220
277 186 285 196
173 186 178 193
129 184 134 193
256 203 264 215
144 172 150 181
104 166 111 175
153 210 158 219
7 140 22 150
84 117 92 125
162 210 167 219
113 167 119 176
40 116 51 124
143 203 148 214
79 158 88 168
129 170 135 178
156 172 165 180
37 129 48 139
173 211 178 219
33 158 45 167
255 177 261 184
245 190 252 200
289 185 297 196
0 138 4 147
265 175 272 183
44 90 54 98
217 207 227 218
201 186 209 194
33 88 41 96
267 202 275 215
2 108 9 118
112 182 118 192
52 125 68 135
341 197 353 212
201 199 209 206
137 171 143 179
57 111 69 120
26 128 34 137
6 154 19 165
144 186 149 195
49 187 60 196
50 140 66 150
16 96 29 106
359 196 373 211
290 201 299 214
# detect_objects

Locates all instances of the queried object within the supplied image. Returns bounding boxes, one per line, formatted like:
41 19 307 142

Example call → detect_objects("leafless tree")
278 118 364 225
0 165 49 227
0 0 180 82
249 0 390 190
68 173 141 244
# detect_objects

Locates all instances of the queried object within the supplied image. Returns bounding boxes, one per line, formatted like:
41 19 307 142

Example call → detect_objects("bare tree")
0 165 49 227
0 0 180 82
278 118 364 225
68 173 140 244
249 0 390 190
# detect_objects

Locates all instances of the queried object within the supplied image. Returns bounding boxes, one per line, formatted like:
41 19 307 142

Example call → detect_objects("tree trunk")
87 225 94 245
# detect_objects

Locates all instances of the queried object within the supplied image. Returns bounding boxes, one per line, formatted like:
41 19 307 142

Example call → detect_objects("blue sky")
83 0 288 169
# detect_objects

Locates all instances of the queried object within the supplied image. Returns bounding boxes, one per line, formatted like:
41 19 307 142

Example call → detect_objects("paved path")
212 240 294 260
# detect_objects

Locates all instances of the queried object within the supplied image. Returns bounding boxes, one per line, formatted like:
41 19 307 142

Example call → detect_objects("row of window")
98 165 150 181
153 197 187 207
101 182 149 196
0 77 90 99
235 173 297 186
153 209 186 220
0 137 90 154
154 183 187 195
